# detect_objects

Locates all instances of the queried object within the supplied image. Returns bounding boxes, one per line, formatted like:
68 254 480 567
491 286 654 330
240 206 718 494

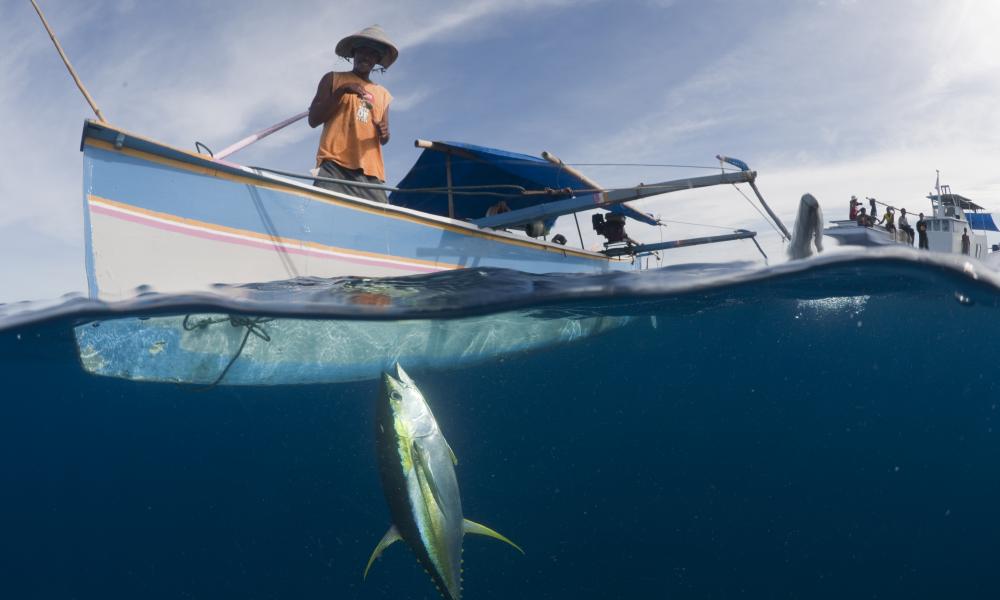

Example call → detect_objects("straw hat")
336 25 399 69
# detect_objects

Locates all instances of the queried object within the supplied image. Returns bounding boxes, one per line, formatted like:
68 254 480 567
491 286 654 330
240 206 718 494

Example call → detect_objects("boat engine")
592 212 628 244
524 220 549 238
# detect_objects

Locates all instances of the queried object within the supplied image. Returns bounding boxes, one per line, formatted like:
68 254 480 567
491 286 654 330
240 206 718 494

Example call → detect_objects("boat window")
932 220 940 231
942 221 950 232
946 207 955 216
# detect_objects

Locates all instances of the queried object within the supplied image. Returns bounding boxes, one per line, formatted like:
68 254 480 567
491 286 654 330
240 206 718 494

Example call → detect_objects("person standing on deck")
962 228 971 255
868 197 878 220
309 25 396 203
917 213 929 249
849 196 860 220
899 208 914 245
880 207 895 234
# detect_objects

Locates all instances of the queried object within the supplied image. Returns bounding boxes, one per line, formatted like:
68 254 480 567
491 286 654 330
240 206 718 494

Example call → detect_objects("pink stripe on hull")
89 204 443 274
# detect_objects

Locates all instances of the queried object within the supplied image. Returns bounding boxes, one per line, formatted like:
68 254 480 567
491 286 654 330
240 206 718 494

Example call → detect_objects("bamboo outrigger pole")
214 111 309 159
29 0 107 122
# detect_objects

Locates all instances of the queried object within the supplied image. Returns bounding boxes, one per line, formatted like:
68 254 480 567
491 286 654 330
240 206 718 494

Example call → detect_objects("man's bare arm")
308 72 336 128
309 74 368 128
375 107 390 145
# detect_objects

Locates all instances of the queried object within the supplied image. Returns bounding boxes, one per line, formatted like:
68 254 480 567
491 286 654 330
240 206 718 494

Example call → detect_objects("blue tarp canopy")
965 212 999 231
389 141 658 226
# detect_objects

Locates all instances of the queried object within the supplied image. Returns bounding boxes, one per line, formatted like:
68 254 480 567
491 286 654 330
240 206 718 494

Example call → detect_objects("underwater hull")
73 312 632 386
81 121 627 301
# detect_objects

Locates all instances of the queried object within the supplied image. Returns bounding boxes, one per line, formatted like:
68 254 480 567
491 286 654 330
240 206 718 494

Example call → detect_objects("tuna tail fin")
463 518 524 554
363 525 402 580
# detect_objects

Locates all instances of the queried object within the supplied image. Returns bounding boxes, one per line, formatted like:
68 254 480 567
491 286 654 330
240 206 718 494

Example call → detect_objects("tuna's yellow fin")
463 519 524 554
444 437 458 466
363 525 401 580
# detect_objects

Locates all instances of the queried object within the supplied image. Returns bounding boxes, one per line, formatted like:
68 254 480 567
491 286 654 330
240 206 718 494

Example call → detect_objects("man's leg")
315 161 388 203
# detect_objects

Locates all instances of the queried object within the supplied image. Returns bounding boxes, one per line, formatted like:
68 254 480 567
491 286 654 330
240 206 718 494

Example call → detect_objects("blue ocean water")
3 249 1000 599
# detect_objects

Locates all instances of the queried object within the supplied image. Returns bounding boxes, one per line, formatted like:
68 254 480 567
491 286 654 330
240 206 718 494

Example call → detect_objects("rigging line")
865 196 918 216
573 213 585 249
29 0 106 122
247 184 299 279
407 157 729 170
656 219 741 231
731 183 783 238
566 162 729 171
249 167 530 195
254 166 756 199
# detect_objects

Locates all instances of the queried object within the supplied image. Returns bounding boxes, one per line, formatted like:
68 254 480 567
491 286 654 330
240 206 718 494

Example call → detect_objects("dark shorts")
314 160 388 204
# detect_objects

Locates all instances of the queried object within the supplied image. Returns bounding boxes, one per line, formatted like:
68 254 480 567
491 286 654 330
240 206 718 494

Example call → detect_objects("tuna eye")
390 391 402 401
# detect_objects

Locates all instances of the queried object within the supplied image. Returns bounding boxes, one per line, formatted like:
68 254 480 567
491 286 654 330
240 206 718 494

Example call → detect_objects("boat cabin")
925 188 991 258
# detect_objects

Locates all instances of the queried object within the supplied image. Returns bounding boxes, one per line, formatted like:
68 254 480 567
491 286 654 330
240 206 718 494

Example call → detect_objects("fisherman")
917 212 929 249
856 207 870 227
880 207 896 234
898 208 914 245
868 197 878 220
309 25 397 203
849 195 860 220
962 227 971 255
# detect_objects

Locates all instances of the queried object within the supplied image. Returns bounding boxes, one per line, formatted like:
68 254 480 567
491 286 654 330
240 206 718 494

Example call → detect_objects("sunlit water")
3 248 1000 598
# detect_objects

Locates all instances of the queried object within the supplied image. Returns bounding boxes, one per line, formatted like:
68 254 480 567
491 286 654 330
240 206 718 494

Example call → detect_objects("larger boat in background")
824 184 998 259
81 120 778 300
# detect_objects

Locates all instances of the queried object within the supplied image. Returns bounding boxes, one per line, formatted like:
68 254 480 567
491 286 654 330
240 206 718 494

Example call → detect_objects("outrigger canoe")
81 120 774 300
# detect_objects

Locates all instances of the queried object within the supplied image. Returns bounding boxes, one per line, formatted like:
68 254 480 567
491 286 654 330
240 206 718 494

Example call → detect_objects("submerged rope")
182 315 273 389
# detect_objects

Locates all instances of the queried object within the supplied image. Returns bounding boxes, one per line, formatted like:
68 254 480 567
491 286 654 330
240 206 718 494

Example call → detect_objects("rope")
567 162 728 171
182 315 273 389
864 196 918 217
29 0 106 122
250 166 530 197
656 219 740 231
731 183 784 239
253 165 753 199
248 185 299 279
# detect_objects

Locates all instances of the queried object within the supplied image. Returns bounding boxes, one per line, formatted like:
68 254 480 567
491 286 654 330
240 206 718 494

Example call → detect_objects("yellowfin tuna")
364 364 522 600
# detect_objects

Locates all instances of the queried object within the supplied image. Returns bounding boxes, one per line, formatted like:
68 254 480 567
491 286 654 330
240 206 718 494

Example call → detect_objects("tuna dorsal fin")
413 440 450 517
395 362 414 385
463 519 524 554
363 524 401 580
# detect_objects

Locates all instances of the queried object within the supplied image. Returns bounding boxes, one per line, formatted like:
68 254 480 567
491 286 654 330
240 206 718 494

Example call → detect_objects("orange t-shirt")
315 72 392 181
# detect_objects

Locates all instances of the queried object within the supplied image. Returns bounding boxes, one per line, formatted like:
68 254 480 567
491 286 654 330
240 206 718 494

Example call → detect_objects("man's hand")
374 117 390 144
335 83 368 98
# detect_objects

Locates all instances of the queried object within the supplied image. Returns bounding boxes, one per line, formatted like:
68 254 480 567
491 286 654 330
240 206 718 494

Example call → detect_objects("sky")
2 0 1000 302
